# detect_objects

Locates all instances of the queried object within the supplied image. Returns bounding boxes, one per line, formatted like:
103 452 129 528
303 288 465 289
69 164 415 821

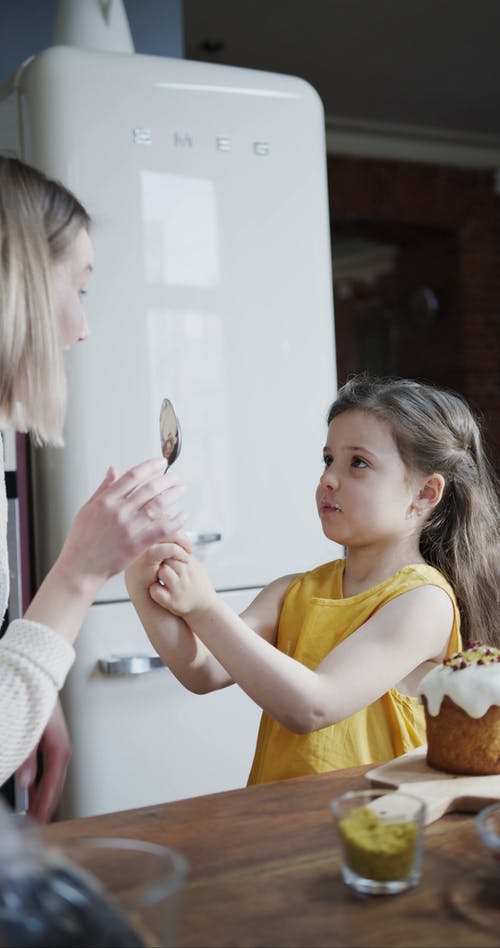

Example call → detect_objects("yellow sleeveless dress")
247 560 461 785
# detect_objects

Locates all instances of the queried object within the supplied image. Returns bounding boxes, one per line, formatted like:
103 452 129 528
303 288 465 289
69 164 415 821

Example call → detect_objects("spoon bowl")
160 398 182 468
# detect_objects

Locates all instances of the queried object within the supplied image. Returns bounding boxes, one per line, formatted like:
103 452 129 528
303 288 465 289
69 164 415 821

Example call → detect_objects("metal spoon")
159 398 221 546
159 398 182 468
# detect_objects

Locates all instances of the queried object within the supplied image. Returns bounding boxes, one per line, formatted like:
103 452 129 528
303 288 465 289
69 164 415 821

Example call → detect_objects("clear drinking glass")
54 837 188 947
330 789 426 895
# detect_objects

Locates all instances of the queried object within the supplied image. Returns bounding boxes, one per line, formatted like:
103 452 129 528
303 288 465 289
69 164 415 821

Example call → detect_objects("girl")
0 155 186 816
126 374 499 782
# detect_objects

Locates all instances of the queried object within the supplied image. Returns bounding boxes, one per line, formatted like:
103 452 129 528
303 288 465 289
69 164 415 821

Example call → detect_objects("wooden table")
43 765 499 948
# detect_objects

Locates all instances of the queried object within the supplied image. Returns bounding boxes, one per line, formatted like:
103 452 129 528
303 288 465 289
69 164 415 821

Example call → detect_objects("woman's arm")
0 458 186 788
0 621 73 786
154 555 454 733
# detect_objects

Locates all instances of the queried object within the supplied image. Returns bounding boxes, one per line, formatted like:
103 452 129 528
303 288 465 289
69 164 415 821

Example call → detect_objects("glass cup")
53 837 188 947
330 789 426 895
475 801 500 868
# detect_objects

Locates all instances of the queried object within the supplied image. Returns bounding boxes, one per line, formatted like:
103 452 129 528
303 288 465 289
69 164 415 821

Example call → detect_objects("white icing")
418 663 500 718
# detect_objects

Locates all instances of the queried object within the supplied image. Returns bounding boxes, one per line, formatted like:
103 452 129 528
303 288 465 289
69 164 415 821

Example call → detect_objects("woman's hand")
24 459 189 646
15 700 71 823
58 458 187 588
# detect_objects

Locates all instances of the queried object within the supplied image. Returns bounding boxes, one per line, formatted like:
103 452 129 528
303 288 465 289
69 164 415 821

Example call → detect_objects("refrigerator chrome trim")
98 654 166 677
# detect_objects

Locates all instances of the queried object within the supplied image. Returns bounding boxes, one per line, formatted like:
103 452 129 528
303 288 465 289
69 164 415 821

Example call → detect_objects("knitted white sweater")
0 440 75 785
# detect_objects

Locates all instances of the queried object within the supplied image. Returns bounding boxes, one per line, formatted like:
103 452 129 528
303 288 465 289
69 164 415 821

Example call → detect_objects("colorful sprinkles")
444 642 500 671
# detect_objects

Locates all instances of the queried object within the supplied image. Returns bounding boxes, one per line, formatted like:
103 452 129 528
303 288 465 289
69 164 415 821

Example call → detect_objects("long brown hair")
328 374 500 645
0 155 90 444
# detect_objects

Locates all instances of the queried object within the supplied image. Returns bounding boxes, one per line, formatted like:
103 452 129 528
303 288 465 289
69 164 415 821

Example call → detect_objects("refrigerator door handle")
98 654 165 677
188 532 222 545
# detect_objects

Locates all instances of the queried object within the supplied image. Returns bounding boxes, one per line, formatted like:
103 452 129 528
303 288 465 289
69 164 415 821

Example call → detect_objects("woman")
0 155 186 819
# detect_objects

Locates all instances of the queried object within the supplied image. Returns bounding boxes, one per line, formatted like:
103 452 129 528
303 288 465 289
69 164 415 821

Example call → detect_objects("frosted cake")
418 643 500 775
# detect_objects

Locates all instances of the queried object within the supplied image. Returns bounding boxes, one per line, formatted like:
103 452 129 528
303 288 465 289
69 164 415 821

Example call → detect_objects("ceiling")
183 0 500 140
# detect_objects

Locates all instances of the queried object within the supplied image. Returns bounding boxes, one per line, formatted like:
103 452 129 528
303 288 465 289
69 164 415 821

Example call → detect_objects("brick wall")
327 154 500 463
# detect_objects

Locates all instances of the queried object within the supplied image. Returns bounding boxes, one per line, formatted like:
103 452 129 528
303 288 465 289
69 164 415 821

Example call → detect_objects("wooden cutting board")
366 746 500 824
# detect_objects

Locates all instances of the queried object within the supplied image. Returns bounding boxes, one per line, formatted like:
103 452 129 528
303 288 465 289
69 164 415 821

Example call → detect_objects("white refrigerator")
0 45 338 818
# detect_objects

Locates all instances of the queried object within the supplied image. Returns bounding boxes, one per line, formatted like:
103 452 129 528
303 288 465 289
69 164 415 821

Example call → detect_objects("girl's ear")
416 474 445 511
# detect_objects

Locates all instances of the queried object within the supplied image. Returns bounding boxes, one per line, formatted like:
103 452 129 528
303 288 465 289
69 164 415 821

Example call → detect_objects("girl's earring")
409 500 422 518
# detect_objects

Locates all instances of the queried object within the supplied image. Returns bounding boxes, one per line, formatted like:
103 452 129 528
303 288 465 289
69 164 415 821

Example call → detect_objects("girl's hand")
125 540 191 602
58 458 188 588
127 545 234 694
150 553 216 619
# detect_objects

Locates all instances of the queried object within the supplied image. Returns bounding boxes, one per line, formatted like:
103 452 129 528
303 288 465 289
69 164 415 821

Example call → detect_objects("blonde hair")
328 374 500 645
0 155 90 444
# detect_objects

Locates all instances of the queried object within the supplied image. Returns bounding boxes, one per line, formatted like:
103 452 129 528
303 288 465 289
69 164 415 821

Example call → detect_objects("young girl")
0 155 186 816
126 374 500 782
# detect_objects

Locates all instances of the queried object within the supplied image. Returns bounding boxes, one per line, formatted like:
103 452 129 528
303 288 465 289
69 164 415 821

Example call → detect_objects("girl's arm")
126 544 230 693
125 542 296 693
153 553 454 733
